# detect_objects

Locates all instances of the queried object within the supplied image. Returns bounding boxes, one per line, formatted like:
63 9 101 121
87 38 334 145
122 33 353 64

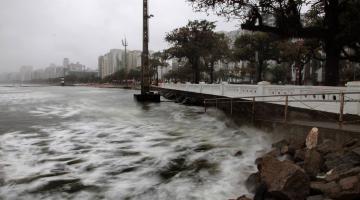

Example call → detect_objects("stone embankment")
233 128 360 200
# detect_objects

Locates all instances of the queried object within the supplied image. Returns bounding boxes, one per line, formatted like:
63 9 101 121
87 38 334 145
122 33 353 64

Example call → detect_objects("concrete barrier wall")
159 82 360 116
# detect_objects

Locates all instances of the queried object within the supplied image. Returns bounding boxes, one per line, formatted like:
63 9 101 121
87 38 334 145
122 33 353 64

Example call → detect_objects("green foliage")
233 32 280 82
165 20 228 83
265 64 288 84
164 62 193 82
188 0 360 85
102 67 141 83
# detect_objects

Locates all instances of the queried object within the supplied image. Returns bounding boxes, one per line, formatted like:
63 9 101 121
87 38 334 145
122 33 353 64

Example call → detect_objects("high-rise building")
19 66 33 82
98 56 104 79
98 49 124 79
63 58 70 68
127 50 142 70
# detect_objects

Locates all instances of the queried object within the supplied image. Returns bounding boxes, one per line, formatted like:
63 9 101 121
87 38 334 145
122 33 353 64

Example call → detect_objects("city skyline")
0 0 238 73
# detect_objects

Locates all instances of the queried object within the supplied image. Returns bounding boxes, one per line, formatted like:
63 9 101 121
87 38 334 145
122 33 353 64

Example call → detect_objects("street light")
134 0 160 102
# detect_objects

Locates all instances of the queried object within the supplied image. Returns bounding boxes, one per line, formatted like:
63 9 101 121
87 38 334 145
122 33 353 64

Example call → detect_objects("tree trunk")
193 58 200 84
256 60 264 83
210 61 215 84
324 41 341 86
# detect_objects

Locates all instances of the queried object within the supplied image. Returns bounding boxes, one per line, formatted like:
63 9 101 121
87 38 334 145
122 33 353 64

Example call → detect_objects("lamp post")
122 37 128 86
141 0 153 94
134 0 160 102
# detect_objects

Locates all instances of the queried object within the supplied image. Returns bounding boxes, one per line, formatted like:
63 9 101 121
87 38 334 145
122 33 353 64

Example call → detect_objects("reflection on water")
0 86 271 200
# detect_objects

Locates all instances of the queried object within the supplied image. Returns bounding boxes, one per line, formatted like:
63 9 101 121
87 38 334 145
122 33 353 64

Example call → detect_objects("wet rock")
175 96 185 103
288 139 305 155
317 139 338 155
329 178 360 200
339 176 358 190
181 97 191 105
306 128 319 150
194 143 215 152
29 178 82 193
343 139 359 148
324 151 360 174
325 167 360 182
162 91 176 100
254 182 268 200
245 172 261 193
181 97 198 105
234 150 243 157
10 171 69 184
351 147 360 157
272 139 289 150
324 152 344 171
306 195 324 200
188 159 219 174
114 150 141 157
66 158 85 165
310 181 341 199
159 157 187 180
304 149 323 179
258 155 310 200
107 166 139 176
235 195 252 200
280 145 290 155
256 149 281 166
294 149 306 162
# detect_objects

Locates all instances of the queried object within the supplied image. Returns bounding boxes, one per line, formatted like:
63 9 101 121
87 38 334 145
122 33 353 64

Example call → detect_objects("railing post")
252 97 256 123
230 99 233 115
204 100 207 113
284 95 288 123
339 92 345 125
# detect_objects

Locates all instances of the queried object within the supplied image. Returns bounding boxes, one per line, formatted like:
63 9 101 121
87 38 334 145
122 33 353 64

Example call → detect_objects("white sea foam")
0 87 272 200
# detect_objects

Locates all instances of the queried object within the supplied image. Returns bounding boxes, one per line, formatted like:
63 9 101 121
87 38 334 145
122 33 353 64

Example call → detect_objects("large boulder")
325 167 360 183
324 151 360 173
336 175 360 199
311 177 360 200
310 181 341 198
236 195 252 200
304 149 324 179
246 172 261 194
317 139 339 156
258 155 310 200
294 149 306 162
288 139 305 156
343 139 359 149
272 139 289 150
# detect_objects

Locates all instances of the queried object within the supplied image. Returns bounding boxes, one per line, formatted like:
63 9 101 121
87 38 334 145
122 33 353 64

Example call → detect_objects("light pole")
141 0 153 94
134 0 160 102
122 37 128 71
122 37 128 86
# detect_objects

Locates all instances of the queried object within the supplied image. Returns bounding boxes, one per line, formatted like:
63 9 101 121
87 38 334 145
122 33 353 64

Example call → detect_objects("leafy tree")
164 62 193 82
188 0 360 86
149 51 169 85
277 40 314 85
265 63 288 84
233 32 280 82
128 67 141 81
165 20 218 83
203 33 231 83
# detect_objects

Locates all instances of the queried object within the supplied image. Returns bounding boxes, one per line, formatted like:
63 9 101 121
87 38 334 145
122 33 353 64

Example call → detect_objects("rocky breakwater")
234 128 360 200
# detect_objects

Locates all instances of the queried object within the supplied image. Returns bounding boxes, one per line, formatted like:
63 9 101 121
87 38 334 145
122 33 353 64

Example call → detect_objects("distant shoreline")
0 83 141 90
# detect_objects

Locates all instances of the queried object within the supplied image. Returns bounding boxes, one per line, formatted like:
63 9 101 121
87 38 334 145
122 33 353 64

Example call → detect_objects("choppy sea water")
0 86 271 200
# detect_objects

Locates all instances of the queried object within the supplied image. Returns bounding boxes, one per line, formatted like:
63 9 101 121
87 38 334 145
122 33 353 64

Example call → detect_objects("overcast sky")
0 0 238 73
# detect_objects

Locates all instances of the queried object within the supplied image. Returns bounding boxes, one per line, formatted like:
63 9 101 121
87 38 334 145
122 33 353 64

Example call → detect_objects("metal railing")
203 91 360 125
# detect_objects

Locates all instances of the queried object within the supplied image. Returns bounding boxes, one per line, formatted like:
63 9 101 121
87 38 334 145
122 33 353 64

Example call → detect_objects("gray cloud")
0 0 238 72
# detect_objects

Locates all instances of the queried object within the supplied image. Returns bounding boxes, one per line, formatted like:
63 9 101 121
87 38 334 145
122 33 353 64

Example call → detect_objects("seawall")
156 87 360 145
